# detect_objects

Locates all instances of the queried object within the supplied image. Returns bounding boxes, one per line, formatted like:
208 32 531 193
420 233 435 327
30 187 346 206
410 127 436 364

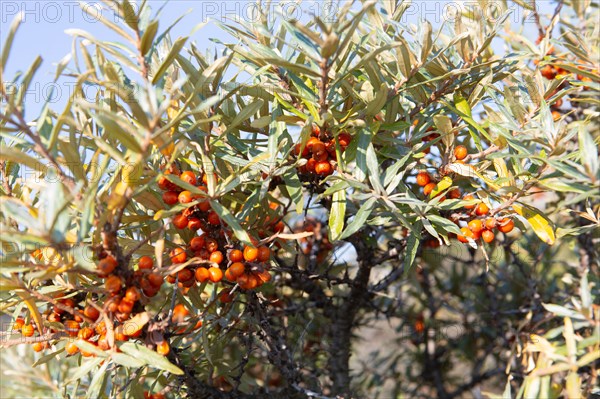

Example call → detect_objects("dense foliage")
1 1 598 398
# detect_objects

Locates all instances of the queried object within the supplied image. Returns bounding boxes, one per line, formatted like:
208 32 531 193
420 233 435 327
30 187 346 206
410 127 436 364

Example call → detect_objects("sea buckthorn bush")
0 1 598 398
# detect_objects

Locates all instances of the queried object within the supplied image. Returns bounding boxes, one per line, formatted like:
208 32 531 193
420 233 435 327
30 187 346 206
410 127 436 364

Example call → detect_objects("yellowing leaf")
431 176 453 197
122 312 150 336
513 204 556 245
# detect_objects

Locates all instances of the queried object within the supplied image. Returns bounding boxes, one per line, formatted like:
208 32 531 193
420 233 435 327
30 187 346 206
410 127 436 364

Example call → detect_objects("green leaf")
66 358 103 384
86 358 109 399
224 99 264 133
340 198 377 240
141 20 159 56
1 13 23 70
111 352 146 368
209 200 252 246
329 190 346 242
366 143 384 193
513 204 555 245
121 0 139 31
119 342 184 375
578 128 599 179
152 36 188 84
355 129 371 182
403 227 421 275
454 93 472 118
364 83 388 116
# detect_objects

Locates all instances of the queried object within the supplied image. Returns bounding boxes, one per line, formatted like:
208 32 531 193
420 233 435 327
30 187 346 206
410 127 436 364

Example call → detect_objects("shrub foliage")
0 1 598 398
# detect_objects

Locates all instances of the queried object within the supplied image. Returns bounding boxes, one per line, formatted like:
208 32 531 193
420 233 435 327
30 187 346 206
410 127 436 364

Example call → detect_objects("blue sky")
1 0 553 117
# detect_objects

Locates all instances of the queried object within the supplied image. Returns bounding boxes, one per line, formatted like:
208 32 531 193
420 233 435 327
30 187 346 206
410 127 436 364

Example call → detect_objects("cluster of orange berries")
143 392 166 399
457 197 515 244
412 142 517 245
295 126 352 177
416 170 461 201
295 218 333 263
159 168 218 231
165 237 272 295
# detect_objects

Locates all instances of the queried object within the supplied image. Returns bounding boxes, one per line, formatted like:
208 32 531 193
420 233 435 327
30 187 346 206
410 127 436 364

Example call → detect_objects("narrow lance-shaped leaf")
329 190 346 241
340 198 377 240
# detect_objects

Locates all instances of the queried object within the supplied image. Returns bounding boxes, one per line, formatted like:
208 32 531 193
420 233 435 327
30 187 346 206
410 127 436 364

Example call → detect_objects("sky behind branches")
1 0 555 117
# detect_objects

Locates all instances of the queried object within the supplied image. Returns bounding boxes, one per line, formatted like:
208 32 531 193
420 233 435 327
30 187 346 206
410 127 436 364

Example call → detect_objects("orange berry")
78 327 94 341
416 172 431 187
457 227 475 243
257 246 271 262
463 194 477 210
65 342 79 355
105 275 122 294
96 335 109 351
173 304 190 319
338 132 352 148
423 182 436 196
306 137 321 152
98 256 118 276
172 214 188 229
195 267 210 283
315 161 333 175
202 172 218 185
551 110 561 121
484 218 497 230
257 270 272 283
187 218 203 231
498 218 515 233
482 230 495 243
236 273 251 290
162 191 179 206
178 191 194 204
219 289 234 303
208 267 223 283
448 188 461 199
138 256 154 270
204 238 219 253
117 299 134 314
95 321 107 336
311 141 326 154
156 340 170 356
178 268 194 282
294 143 310 157
147 273 164 288
207 211 220 226
243 246 259 262
229 249 243 262
541 65 557 80
305 158 317 173
209 251 224 265
21 324 35 337
475 202 490 216
170 247 187 264
189 236 206 252
114 327 128 342
13 317 25 331
454 145 468 160
467 219 484 235
125 287 141 302
246 274 259 290
228 262 246 280
180 171 197 186
64 320 80 337
198 200 211 212
106 297 119 313
32 342 45 352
